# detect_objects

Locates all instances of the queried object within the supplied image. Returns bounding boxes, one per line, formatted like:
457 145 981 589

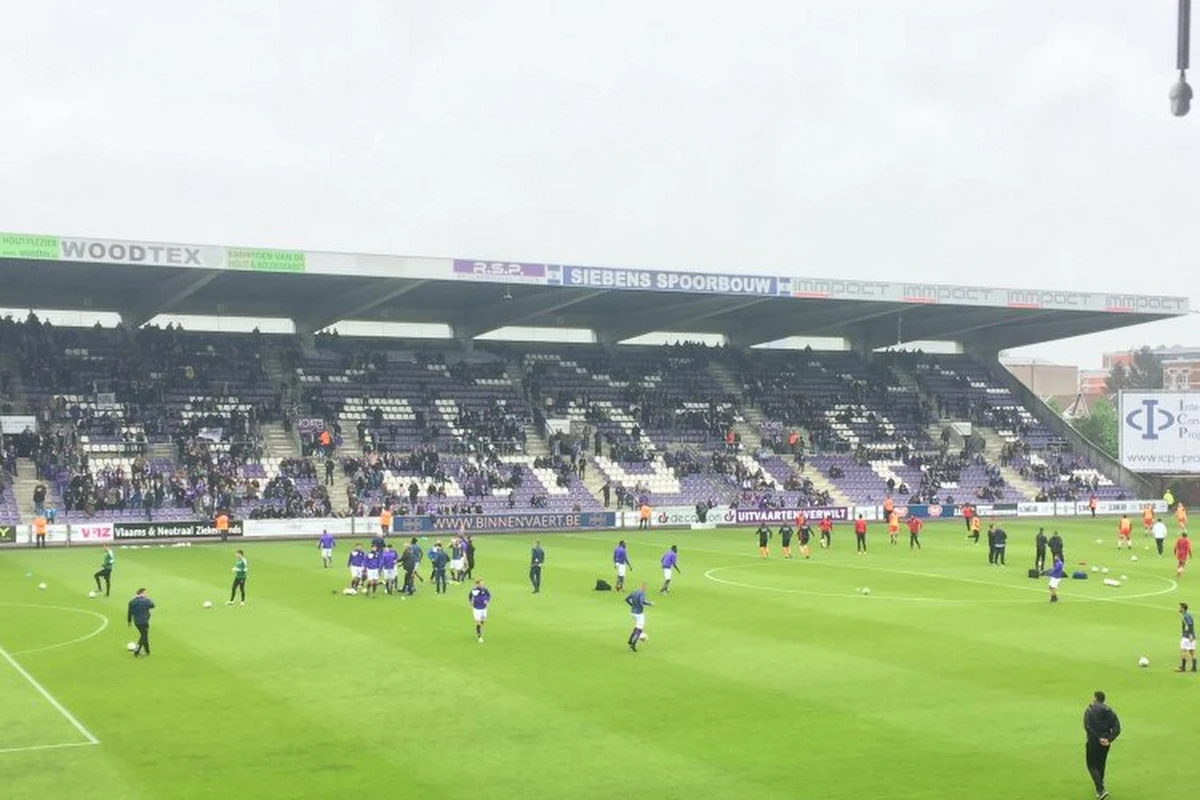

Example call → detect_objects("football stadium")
0 231 1196 799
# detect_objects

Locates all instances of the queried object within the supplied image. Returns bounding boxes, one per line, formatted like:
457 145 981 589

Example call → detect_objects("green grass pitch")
0 519 1195 799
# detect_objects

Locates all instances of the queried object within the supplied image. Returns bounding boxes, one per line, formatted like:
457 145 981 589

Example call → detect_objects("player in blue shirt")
1179 602 1197 673
318 530 335 569
613 541 632 591
429 542 449 594
381 544 399 595
625 582 653 652
408 537 425 584
659 545 680 594
347 545 366 591
364 547 383 596
1047 555 1066 603
468 579 491 642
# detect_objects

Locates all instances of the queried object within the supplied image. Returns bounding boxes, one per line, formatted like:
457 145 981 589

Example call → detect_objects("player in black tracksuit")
1035 529 1048 572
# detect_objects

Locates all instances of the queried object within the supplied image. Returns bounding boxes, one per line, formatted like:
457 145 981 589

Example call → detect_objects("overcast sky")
1 0 1197 368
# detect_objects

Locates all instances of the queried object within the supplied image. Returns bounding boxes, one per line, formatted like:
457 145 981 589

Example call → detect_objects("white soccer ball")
202 601 213 609
1138 656 1150 668
343 588 357 596
638 633 648 642
861 587 871 596
1121 575 1128 581
88 591 97 598
1131 555 1139 562
1102 568 1110 574
126 642 137 652
1091 566 1099 572
1095 539 1102 544
38 582 47 590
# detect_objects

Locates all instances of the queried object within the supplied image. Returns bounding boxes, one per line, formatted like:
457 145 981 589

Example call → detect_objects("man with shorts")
450 536 466 584
660 545 680 594
381 543 399 594
613 540 632 591
756 523 771 559
854 515 868 555
347 544 366 591
1047 554 1066 603
1176 532 1192 578
625 581 652 652
779 521 794 559
1117 515 1133 550
363 546 382 596
468 579 491 643
819 515 832 549
318 530 335 568
1179 602 1197 673
907 514 923 551
887 511 899 546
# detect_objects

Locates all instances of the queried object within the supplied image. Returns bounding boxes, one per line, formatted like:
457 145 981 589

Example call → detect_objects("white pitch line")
0 741 97 756
0 644 99 745
0 603 111 656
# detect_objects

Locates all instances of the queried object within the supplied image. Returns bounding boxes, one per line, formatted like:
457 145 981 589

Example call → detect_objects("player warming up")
127 587 155 658
468 580 491 643
530 540 545 593
659 545 680 593
1179 602 1197 673
1176 532 1192 578
613 540 632 591
94 544 115 597
625 581 652 652
907 514 923 550
779 520 794 559
854 515 868 555
887 512 899 545
756 524 771 558
318 530 335 568
1047 554 1065 603
364 546 382 596
819 515 832 549
797 519 813 559
227 550 248 606
1117 515 1133 550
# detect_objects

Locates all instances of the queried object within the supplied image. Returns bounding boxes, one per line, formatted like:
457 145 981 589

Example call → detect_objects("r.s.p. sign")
1119 392 1200 473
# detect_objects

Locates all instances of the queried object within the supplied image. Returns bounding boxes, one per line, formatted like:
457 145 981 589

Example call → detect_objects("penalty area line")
0 741 97 756
0 643 100 746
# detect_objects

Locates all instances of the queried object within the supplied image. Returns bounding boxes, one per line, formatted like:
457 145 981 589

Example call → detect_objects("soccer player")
370 531 386 555
660 545 680 594
993 525 1007 566
430 541 449 594
1035 528 1048 572
364 546 382 596
968 515 981 545
1047 554 1065 603
530 540 545 593
819 515 832 549
379 506 392 537
906 514 923 551
407 537 425 585
450 536 466 583
1178 602 1197 673
1143 504 1155 534
1176 532 1192 578
400 542 417 596
465 535 476 580
887 511 899 546
1177 502 1189 533
347 544 366 591
94 544 114 597
1083 690 1121 800
318 529 335 568
779 521 794 559
126 587 155 658
468 579 491 642
381 543 399 594
1153 517 1168 556
613 540 632 591
1117 515 1133 550
854 514 867 555
962 502 975 533
986 523 998 564
797 519 813 559
756 523 771 558
625 581 652 652
227 550 248 606
1049 530 1065 564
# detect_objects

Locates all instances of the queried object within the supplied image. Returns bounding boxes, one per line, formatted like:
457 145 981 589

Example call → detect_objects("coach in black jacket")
1083 690 1121 799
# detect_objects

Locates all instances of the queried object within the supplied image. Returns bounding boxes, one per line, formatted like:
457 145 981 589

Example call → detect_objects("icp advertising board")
1119 392 1200 474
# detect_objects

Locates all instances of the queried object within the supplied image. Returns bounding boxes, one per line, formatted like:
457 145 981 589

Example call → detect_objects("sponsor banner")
1018 502 1077 517
0 414 38 434
297 418 326 434
60 237 225 269
554 264 778 297
452 260 547 284
394 511 616 534
734 506 849 525
1073 500 1169 516
890 504 959 520
0 232 59 260
1119 392 1200 474
0 525 14 543
241 518 361 538
227 248 306 273
75 523 114 542
621 505 733 528
113 520 245 540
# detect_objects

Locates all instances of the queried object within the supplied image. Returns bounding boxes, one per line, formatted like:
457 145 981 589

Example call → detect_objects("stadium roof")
0 231 1189 351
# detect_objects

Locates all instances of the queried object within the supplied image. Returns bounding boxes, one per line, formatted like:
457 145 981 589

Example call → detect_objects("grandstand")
0 231 1190 528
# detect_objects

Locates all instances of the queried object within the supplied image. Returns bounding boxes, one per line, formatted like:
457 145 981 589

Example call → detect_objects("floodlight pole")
1172 0 1193 115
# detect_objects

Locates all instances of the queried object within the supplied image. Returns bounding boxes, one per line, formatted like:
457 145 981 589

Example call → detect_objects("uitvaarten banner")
734 506 849 525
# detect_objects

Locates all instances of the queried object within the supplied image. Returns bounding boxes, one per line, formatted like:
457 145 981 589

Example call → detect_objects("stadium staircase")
262 421 302 461
976 427 1042 501
13 458 41 521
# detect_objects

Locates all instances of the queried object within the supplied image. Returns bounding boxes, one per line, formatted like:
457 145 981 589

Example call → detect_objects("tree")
1074 394 1118 459
1106 346 1164 393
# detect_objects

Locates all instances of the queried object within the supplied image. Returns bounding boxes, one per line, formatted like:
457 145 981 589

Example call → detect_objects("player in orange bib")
1175 532 1192 577
887 511 900 545
1143 504 1155 533
1117 515 1133 550
1176 503 1189 533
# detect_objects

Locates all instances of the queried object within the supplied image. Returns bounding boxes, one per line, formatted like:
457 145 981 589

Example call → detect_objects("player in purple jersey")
347 545 366 591
659 545 680 594
364 547 383 596
468 579 491 642
381 544 399 595
613 541 632 591
318 530 335 569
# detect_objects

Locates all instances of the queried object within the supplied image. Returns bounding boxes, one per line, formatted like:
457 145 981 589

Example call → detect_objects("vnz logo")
1126 398 1177 440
